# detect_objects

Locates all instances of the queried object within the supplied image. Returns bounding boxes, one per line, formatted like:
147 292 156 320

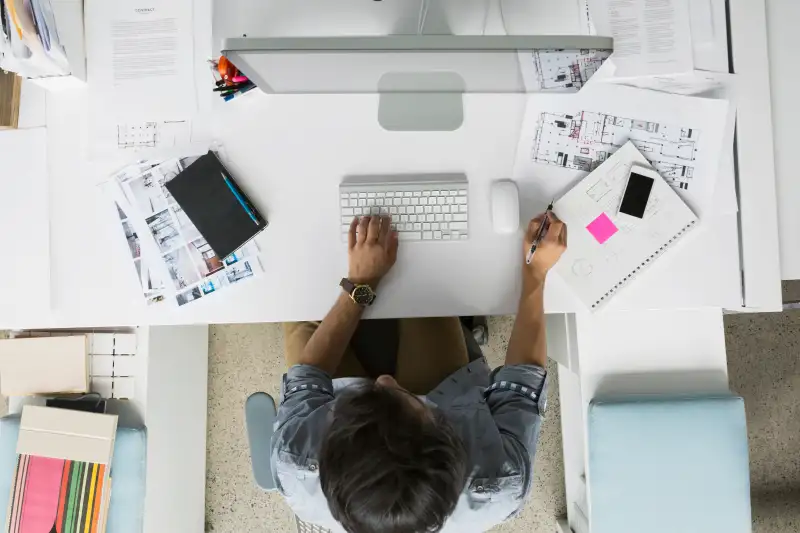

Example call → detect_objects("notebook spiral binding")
590 219 698 310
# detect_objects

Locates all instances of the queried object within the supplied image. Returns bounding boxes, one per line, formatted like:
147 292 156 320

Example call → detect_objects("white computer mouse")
491 180 520 234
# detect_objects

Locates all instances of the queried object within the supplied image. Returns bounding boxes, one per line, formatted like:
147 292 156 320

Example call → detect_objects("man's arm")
294 214 399 374
505 214 567 367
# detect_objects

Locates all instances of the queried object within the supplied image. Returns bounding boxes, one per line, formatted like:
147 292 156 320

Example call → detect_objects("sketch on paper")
523 49 611 92
531 110 700 191
117 120 192 150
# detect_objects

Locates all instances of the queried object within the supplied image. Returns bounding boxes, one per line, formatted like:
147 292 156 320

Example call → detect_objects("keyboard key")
423 191 431 196
342 208 354 216
390 207 398 214
453 214 467 222
400 215 409 222
449 190 457 196
415 206 424 214
423 223 431 230
461 234 468 240
367 193 376 198
377 192 385 197
443 234 451 240
424 206 433 214
452 231 460 239
432 223 440 231
433 206 442 214
456 197 467 204
435 214 443 222
403 223 413 231
367 199 375 206
414 223 422 230
450 222 468 230
432 190 440 196
402 198 410 205
426 214 435 222
359 192 367 198
386 192 395 197
413 191 421 197
410 198 419 205
434 231 442 239
441 205 450 213
398 206 406 214
404 192 412 197
399 232 422 241
444 214 452 222
440 222 449 230
341 193 349 199
446 197 455 204
342 216 352 224
420 197 428 205
371 207 381 215
458 190 467 196
437 197 446 205
394 192 403 198
358 199 367 207
391 223 398 231
459 205 468 213
354 208 363 215
342 225 350 233
423 232 433 240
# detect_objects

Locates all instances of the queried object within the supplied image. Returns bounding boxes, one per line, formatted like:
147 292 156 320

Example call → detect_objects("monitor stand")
377 72 464 131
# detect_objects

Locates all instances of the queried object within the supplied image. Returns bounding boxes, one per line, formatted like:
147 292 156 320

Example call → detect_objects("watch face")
352 285 374 305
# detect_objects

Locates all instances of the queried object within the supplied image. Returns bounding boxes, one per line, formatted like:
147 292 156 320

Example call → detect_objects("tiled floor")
206 306 800 533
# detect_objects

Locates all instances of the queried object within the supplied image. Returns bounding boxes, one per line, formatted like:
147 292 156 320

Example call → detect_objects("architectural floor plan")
523 49 611 92
532 111 700 191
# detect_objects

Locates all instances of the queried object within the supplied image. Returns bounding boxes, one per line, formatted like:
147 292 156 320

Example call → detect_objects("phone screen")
619 171 654 219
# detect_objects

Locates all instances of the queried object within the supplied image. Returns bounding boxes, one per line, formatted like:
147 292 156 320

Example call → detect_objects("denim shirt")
270 357 548 533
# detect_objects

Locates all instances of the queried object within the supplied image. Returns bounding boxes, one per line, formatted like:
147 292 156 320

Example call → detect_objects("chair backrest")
245 392 278 491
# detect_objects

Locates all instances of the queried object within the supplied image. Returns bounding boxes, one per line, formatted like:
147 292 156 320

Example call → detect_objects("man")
272 212 567 533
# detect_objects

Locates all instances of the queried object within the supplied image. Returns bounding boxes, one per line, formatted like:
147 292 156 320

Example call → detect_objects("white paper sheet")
518 49 612 93
0 129 50 315
512 83 729 219
589 0 694 77
85 0 197 119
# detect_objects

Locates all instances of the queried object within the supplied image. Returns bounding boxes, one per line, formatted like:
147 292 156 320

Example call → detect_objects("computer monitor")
221 35 613 130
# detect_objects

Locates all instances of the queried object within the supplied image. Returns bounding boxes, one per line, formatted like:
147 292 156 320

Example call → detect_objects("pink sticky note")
586 213 618 244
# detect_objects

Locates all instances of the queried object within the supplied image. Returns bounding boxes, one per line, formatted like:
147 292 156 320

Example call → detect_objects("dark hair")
319 383 468 533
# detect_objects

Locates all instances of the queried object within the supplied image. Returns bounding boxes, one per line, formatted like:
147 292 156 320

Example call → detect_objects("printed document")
85 0 197 119
513 83 729 219
589 0 694 77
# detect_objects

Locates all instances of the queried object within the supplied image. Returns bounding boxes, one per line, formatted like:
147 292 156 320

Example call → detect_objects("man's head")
320 376 468 533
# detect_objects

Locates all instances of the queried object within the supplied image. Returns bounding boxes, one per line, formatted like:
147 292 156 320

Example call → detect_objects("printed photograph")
200 273 229 295
224 241 259 265
163 246 201 290
188 238 224 277
171 204 202 242
124 159 182 215
146 210 182 254
176 286 203 306
226 259 257 284
122 220 141 259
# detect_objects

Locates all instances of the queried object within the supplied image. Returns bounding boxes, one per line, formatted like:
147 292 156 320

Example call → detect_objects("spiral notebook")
553 142 698 311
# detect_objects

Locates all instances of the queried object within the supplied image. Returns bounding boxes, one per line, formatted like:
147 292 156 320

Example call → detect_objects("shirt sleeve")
270 364 336 491
484 364 548 500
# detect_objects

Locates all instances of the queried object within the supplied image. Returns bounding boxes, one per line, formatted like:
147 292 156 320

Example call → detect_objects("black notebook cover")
165 151 267 259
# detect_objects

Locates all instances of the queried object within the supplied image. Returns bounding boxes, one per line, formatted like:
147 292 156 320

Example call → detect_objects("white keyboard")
340 174 469 242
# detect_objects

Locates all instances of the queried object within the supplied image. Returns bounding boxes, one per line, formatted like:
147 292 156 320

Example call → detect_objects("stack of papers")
0 0 70 78
106 158 264 307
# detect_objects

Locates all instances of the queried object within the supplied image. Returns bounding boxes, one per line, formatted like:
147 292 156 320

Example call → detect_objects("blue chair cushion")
588 396 751 533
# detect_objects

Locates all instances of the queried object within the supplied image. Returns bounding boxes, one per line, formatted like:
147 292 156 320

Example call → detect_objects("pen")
525 200 554 265
223 85 255 102
221 172 260 226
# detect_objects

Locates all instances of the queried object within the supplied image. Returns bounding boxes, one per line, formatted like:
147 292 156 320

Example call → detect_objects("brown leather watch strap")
339 278 356 295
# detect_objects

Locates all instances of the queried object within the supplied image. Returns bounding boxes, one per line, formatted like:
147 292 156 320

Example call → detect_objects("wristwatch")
340 278 377 307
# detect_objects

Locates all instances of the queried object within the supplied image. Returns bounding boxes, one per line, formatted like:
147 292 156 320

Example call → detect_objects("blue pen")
222 172 260 225
223 85 255 102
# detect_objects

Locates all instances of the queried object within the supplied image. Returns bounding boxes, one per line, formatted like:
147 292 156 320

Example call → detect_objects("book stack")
0 0 71 78
6 406 117 533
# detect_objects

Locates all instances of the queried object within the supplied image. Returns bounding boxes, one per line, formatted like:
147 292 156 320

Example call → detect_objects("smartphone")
618 165 656 219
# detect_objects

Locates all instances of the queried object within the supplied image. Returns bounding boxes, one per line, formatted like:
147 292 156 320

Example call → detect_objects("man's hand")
523 213 567 293
347 216 399 287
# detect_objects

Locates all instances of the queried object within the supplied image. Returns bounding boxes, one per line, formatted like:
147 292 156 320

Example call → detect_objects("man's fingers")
357 216 370 244
546 220 564 243
559 222 568 246
388 232 399 263
526 216 544 243
348 217 358 249
379 215 391 243
367 215 381 242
